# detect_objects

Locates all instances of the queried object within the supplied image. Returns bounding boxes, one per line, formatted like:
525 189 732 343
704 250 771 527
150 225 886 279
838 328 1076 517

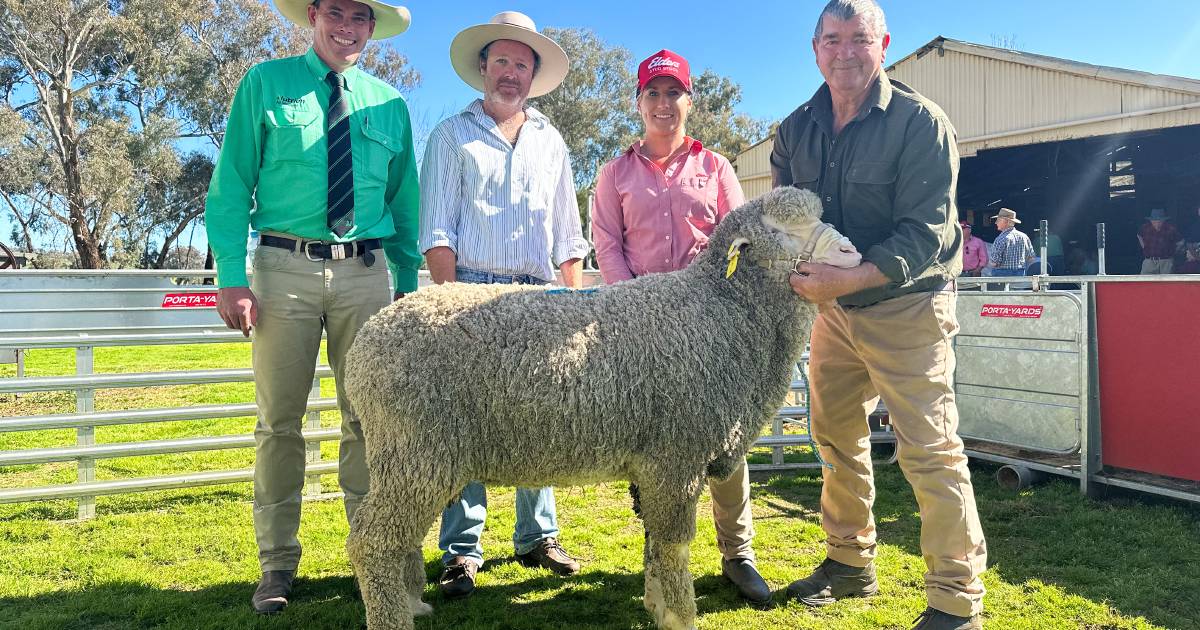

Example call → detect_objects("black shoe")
438 556 479 599
785 557 878 607
721 558 772 607
251 570 295 614
912 607 982 629
515 537 581 575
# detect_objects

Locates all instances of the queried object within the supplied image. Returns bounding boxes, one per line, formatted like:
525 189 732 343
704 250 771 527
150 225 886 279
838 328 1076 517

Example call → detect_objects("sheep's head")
704 187 861 280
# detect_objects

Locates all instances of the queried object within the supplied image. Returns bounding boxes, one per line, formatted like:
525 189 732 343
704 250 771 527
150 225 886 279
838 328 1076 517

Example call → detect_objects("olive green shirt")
771 71 962 307
204 48 421 293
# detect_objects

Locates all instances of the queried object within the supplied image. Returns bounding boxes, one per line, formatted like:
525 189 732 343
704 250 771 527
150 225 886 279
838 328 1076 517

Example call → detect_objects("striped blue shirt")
990 227 1035 270
418 99 590 281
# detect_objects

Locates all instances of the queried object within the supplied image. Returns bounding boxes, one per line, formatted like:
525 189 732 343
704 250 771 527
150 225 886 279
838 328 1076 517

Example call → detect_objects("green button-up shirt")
205 48 420 293
771 71 963 307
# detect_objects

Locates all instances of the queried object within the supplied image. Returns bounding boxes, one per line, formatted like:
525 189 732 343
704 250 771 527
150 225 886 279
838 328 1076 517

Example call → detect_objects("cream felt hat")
275 0 410 40
449 11 569 98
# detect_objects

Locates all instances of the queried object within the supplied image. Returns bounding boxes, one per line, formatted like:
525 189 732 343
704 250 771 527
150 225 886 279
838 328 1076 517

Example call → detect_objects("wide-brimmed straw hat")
450 11 569 98
275 0 411 40
991 208 1021 224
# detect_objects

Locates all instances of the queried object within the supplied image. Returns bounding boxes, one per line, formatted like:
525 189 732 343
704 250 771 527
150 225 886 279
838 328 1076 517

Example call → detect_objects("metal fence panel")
954 290 1084 453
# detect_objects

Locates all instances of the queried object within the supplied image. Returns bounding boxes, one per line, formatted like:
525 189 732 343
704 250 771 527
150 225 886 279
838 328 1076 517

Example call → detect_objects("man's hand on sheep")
216 286 258 337
789 261 889 304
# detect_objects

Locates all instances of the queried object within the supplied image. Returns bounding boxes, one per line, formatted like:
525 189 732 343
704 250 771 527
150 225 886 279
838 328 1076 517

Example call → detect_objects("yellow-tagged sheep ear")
725 238 750 279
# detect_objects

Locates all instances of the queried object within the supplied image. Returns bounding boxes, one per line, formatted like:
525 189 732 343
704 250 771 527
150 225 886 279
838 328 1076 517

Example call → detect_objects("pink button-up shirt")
962 235 989 273
592 138 744 283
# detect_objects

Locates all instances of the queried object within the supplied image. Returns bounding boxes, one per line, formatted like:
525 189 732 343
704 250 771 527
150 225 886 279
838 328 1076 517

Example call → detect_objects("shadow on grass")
0 486 252 522
756 462 1200 629
0 563 762 630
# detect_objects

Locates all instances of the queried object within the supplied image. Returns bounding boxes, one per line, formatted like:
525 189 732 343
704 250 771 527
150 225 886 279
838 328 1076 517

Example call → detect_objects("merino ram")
343 187 861 630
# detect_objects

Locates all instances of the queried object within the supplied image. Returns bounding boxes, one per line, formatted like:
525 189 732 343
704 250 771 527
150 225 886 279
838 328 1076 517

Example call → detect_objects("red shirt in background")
1139 222 1181 259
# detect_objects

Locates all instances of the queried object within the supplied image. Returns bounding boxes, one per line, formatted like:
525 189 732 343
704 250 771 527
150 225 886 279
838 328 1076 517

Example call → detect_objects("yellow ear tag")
725 243 741 279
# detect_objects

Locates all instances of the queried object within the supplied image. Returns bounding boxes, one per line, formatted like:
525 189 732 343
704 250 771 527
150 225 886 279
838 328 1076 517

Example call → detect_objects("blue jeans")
991 267 1025 276
438 267 560 566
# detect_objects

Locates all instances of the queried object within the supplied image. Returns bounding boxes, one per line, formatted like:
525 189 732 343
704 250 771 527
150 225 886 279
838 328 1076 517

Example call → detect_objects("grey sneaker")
251 569 295 614
785 557 878 606
721 557 772 607
912 607 983 629
515 537 581 575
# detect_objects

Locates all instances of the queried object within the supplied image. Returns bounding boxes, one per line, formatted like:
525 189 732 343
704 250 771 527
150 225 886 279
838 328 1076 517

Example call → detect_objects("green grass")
2 346 1199 629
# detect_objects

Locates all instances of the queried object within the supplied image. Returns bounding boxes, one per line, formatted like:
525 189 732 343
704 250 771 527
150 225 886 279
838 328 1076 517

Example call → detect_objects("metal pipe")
1096 223 1107 275
996 464 1049 491
0 399 338 432
0 366 335 394
0 461 339 504
0 429 341 466
1040 219 1049 276
0 331 248 350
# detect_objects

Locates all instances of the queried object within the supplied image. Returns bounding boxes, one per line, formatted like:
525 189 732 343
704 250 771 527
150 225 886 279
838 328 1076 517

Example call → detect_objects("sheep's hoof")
410 596 433 616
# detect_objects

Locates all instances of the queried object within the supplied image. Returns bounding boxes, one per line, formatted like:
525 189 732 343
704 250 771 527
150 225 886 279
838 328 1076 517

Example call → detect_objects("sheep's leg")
637 481 702 630
348 478 442 629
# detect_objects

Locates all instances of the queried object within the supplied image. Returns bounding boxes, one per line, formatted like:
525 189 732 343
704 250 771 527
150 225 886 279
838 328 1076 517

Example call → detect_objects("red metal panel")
1096 281 1200 481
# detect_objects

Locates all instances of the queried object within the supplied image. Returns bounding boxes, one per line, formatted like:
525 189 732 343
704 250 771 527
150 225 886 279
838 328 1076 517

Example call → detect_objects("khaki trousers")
249 243 390 571
808 289 986 617
710 460 755 561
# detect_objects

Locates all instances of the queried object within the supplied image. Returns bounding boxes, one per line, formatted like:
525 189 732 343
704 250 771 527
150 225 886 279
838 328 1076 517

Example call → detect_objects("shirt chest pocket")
843 161 896 227
680 175 717 226
357 117 399 185
264 107 321 165
789 157 821 192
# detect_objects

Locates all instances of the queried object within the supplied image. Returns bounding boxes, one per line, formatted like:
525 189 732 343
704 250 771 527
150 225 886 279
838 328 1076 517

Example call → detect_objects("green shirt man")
205 45 420 297
202 0 416 615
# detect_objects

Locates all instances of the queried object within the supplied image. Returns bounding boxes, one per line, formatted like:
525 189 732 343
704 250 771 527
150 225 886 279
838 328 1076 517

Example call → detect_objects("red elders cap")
637 49 691 93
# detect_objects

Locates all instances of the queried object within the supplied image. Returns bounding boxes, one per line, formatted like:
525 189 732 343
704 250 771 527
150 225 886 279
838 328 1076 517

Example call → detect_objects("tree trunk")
154 209 205 268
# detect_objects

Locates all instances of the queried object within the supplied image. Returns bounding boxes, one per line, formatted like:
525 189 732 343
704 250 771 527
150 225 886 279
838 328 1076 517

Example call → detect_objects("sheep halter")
733 222 837 277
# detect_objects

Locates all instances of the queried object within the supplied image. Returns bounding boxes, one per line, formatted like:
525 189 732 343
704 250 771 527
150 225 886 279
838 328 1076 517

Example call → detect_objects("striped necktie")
326 71 354 237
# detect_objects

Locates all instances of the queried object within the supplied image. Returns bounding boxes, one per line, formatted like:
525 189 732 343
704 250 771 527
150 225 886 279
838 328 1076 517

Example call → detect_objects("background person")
989 208 1034 277
1138 208 1182 274
959 221 987 277
590 48 770 606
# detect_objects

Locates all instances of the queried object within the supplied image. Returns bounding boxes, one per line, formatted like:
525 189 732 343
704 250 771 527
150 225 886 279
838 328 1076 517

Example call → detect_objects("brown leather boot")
514 537 581 575
438 556 479 599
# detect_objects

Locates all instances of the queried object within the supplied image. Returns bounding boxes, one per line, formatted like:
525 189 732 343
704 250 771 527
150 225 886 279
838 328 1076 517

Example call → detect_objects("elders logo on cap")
637 49 691 93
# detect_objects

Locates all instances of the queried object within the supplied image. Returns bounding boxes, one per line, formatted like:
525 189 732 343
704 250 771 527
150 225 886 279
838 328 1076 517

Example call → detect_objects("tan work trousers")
808 289 986 617
249 241 390 571
710 459 755 561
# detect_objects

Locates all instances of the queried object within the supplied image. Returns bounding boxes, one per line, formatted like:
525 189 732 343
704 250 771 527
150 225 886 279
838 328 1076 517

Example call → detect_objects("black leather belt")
260 234 381 264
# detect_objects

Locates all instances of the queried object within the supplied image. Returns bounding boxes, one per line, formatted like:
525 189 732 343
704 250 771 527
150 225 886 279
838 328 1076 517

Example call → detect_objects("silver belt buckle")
304 240 324 262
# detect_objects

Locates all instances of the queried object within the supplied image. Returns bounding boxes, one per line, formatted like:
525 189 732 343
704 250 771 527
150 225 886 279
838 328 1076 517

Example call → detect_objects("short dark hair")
310 0 375 21
479 40 542 76
814 0 886 40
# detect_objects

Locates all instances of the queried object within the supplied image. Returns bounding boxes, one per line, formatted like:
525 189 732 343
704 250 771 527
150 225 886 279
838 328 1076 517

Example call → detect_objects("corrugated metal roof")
886 37 1200 156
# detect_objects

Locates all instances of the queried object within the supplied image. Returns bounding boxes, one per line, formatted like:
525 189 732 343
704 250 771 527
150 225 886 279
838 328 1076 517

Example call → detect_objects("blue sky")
397 0 1200 125
8 0 1200 255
